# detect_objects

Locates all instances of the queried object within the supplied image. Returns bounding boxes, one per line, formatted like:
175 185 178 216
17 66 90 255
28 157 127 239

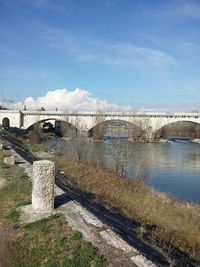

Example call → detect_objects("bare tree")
68 114 90 163
107 121 152 181
111 137 129 177
70 136 89 163
130 145 152 182
89 110 106 140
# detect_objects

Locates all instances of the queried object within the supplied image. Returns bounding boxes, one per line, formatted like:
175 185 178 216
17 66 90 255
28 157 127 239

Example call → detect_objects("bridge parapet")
1 110 200 136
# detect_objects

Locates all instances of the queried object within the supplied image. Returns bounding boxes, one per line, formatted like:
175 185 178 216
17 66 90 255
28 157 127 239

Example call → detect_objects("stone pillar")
144 127 155 142
32 160 55 212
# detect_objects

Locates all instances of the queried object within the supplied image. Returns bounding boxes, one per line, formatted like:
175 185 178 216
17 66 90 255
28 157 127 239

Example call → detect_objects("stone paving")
5 149 158 267
54 185 157 267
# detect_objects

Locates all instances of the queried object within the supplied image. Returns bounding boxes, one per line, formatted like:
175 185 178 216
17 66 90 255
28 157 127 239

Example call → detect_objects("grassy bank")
56 155 200 262
0 150 106 267
2 130 200 263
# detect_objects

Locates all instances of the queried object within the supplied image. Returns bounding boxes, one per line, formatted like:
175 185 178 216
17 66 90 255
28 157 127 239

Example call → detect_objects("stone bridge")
1 110 200 138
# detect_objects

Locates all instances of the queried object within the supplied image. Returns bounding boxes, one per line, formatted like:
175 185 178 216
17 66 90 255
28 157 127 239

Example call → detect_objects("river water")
54 138 200 204
136 141 200 204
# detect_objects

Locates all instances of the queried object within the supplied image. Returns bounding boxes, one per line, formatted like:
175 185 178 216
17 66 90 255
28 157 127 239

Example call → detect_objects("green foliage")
56 234 67 246
7 208 20 222
19 173 29 180
15 215 106 267
71 230 83 241
63 242 106 267
0 160 9 169
16 200 31 207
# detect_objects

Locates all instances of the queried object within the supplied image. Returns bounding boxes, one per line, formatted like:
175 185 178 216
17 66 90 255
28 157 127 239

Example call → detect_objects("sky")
0 0 200 112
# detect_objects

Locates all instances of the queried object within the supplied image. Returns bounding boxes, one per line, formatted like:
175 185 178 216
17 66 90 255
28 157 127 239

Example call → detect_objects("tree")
111 137 129 177
108 120 152 180
89 110 106 140
68 114 90 163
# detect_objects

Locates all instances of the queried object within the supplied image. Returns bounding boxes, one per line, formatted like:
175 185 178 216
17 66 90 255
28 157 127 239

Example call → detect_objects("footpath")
10 149 157 267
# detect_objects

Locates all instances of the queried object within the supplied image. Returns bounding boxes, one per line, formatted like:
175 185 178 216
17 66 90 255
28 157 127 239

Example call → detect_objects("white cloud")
102 43 176 67
40 25 176 68
0 0 66 11
14 88 132 112
168 0 200 19
145 0 200 21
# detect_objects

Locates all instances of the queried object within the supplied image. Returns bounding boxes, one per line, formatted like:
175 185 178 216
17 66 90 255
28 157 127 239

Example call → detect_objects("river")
53 138 200 204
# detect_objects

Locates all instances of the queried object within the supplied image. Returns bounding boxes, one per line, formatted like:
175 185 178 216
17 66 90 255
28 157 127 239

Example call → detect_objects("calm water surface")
148 142 200 204
103 140 200 204
56 139 200 204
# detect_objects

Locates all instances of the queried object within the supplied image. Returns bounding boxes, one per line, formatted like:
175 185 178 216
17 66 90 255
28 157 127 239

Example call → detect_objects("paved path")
55 185 157 267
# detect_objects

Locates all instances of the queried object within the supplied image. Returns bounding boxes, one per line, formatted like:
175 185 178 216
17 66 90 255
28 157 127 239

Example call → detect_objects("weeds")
56 155 200 262
0 161 10 169
0 148 106 267
71 230 83 241
7 208 20 222
15 214 106 267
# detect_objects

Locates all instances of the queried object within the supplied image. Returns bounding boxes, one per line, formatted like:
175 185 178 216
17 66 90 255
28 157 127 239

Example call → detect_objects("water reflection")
52 138 200 204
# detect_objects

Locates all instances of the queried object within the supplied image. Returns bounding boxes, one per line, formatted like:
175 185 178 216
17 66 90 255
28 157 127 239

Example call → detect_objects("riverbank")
2 129 200 264
55 154 200 263
0 148 106 267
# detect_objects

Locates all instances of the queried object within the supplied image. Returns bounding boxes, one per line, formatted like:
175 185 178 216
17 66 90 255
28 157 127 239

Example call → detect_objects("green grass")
15 214 106 267
71 230 83 241
0 160 10 169
0 149 106 267
7 208 20 222
4 131 200 264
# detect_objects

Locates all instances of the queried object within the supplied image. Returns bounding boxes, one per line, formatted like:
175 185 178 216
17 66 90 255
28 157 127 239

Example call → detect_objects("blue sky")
0 0 200 111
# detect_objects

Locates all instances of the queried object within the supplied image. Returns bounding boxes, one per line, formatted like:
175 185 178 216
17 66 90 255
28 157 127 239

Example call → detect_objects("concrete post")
32 160 55 212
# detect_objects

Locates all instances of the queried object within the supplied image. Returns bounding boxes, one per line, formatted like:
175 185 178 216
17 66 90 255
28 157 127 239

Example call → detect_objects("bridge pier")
143 127 155 142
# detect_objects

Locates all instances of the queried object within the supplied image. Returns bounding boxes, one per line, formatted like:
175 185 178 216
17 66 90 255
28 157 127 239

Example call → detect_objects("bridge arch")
2 117 10 129
88 119 144 140
27 118 79 137
154 120 200 139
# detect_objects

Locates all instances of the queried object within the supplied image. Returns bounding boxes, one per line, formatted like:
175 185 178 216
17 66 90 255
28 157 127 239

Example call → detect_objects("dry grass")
0 225 13 267
56 155 200 261
0 150 105 267
0 151 32 266
4 130 199 262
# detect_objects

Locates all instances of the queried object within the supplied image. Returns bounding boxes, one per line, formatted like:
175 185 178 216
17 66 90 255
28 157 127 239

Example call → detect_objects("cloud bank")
15 88 132 112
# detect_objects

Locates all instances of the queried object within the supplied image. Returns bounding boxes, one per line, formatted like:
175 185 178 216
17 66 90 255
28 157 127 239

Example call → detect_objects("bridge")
1 110 200 140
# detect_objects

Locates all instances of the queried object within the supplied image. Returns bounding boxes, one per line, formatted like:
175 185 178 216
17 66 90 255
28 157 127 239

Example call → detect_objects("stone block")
32 160 55 212
4 155 15 165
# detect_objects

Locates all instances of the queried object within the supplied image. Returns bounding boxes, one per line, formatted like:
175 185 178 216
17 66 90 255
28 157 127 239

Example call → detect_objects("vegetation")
0 150 106 267
155 121 200 139
56 155 200 262
15 214 106 267
2 127 200 263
